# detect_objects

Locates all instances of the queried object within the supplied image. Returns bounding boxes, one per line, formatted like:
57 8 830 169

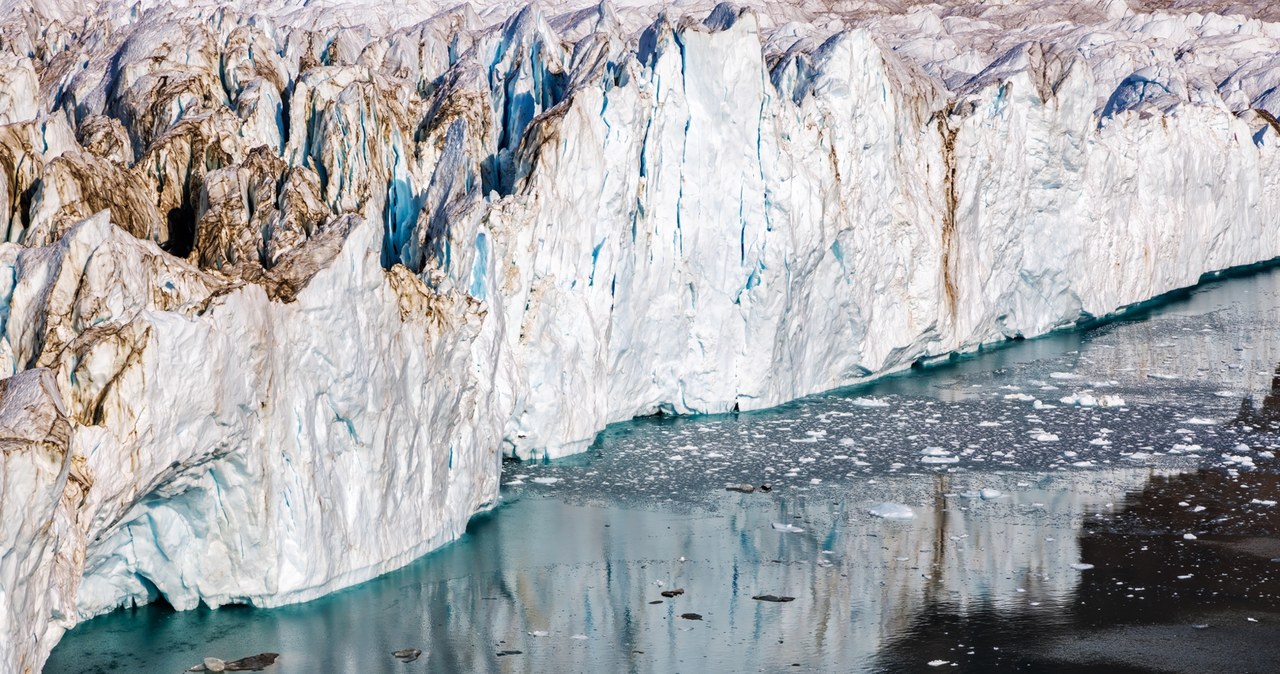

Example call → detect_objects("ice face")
5 1 1280 672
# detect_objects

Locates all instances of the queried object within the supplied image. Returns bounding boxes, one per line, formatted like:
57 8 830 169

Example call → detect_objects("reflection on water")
46 269 1280 673
1234 363 1280 431
48 471 1163 674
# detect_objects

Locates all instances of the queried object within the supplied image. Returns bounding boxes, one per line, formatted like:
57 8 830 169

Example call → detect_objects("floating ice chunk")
978 420 1001 427
532 477 561 485
979 488 1002 500
850 397 890 408
1091 438 1112 446
1060 393 1097 407
868 503 915 520
1148 373 1178 380
1177 574 1194 580
1191 505 1206 512
1215 390 1238 398
928 661 950 667
1185 418 1216 425
1033 432 1060 442
504 480 526 486
1223 454 1255 468
571 634 588 640
1070 563 1095 571
1061 392 1126 408
1004 393 1036 402
1049 372 1079 380
921 455 960 464
772 523 805 533
1251 499 1277 506
1183 533 1198 540
528 630 550 637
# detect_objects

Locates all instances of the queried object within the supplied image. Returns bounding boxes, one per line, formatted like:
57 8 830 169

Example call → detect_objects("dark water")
46 268 1280 674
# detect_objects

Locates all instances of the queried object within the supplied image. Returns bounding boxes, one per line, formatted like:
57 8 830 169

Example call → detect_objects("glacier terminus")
4 0 1280 671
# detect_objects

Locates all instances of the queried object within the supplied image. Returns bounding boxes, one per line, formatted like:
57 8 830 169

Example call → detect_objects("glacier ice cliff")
4 0 1280 670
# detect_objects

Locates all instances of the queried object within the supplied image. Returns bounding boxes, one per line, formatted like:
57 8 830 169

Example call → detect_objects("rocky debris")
188 658 224 672
391 648 422 663
187 653 279 672
495 650 523 657
726 483 755 493
679 613 703 621
226 653 280 671
660 588 684 598
752 595 796 603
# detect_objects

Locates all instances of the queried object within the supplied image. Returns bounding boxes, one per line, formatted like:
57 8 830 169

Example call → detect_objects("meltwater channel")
47 267 1280 673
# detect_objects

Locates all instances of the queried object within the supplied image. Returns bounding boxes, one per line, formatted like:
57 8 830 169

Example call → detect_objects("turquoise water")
46 269 1280 673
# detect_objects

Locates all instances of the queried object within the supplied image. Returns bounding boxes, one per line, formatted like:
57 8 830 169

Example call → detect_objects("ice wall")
2 0 1280 671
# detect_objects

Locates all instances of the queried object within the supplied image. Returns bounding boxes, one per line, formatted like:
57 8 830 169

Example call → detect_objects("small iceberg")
868 503 915 520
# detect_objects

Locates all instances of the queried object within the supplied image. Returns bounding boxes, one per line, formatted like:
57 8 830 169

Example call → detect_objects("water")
46 268 1280 674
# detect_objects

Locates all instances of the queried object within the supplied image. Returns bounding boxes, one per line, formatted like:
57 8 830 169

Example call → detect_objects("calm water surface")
47 268 1280 673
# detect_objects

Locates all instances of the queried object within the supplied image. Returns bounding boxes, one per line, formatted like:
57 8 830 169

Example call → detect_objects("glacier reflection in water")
46 268 1280 672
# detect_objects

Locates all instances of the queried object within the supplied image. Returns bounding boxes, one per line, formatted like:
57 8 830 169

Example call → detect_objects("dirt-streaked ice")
6 0 1280 671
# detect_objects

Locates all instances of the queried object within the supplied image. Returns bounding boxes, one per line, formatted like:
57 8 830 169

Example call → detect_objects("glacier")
4 0 1280 671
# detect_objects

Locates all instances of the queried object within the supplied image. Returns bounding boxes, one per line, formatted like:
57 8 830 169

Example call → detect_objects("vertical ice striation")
2 0 1280 671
